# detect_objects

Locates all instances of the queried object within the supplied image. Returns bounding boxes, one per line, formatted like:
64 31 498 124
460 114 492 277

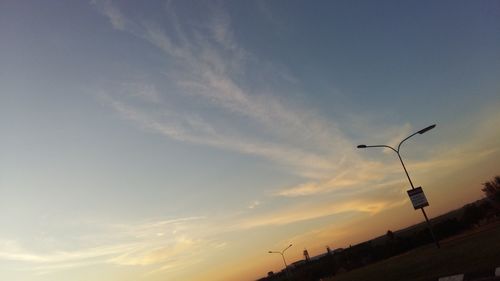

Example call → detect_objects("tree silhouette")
481 175 500 203
386 230 395 241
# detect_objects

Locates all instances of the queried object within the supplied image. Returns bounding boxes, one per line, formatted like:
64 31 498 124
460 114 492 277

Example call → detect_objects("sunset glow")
1 1 499 281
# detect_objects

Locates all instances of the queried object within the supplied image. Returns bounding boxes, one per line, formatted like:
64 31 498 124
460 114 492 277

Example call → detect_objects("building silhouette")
303 249 310 262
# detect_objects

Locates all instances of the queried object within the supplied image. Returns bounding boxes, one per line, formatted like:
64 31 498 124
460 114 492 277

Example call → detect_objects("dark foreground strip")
438 267 500 281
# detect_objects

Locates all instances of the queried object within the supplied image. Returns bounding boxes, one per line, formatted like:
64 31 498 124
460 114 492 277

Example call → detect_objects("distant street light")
268 244 293 277
357 124 440 249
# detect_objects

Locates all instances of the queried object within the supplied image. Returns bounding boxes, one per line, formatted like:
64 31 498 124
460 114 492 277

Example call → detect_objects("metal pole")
420 206 440 248
396 152 415 189
397 151 440 248
269 244 293 279
281 253 291 279
281 253 288 268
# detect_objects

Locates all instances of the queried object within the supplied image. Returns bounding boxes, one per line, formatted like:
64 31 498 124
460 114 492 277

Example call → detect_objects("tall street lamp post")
357 124 440 249
268 244 293 278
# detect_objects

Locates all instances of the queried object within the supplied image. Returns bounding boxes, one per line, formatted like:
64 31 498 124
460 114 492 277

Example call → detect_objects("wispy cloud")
0 241 133 264
91 0 500 253
93 1 360 181
93 0 127 31
238 194 408 229
274 161 389 197
93 0 495 204
0 216 223 275
248 200 261 209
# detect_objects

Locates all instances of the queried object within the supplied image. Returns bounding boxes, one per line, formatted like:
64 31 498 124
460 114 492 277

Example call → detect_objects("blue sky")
1 1 499 280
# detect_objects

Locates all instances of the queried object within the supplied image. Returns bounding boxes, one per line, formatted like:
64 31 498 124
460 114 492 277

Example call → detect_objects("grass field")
326 222 500 281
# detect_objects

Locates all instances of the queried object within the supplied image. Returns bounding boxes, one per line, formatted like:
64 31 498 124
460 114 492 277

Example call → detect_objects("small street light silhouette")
268 244 293 278
357 124 440 249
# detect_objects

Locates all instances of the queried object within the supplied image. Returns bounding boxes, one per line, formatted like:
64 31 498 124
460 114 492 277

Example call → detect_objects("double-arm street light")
268 244 293 277
357 124 440 249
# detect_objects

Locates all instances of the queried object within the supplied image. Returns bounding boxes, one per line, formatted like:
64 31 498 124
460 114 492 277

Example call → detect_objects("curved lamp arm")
282 244 293 253
397 124 436 152
357 144 397 153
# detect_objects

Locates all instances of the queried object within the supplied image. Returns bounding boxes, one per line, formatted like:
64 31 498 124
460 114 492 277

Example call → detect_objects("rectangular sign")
407 186 429 209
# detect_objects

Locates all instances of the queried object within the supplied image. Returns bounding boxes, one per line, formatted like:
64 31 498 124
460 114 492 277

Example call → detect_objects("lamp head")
417 124 436 134
357 144 367 148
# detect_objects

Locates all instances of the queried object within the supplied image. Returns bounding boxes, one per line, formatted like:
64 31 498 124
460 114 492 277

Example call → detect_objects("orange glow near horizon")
2 2 500 281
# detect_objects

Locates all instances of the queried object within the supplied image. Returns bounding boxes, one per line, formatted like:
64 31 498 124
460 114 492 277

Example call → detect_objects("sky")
1 1 499 280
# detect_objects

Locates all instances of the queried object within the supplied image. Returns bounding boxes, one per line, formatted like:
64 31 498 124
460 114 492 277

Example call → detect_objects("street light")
357 124 440 249
268 244 293 277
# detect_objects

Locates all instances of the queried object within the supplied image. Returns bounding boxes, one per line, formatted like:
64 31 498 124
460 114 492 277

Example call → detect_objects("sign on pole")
407 186 429 209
